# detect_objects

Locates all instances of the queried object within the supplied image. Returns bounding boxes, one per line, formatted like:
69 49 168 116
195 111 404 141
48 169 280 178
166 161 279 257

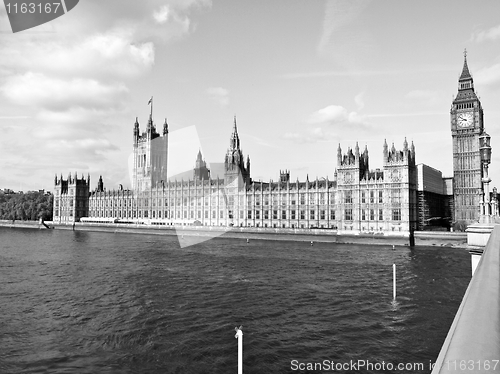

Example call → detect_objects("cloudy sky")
1 0 500 192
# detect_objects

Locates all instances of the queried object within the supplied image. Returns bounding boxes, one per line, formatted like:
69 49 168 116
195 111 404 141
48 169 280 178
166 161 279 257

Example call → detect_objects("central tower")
224 116 251 186
450 50 484 223
133 115 169 192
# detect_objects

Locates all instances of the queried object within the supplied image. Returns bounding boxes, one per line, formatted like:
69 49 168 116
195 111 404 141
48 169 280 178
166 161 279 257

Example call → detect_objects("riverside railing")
431 224 500 373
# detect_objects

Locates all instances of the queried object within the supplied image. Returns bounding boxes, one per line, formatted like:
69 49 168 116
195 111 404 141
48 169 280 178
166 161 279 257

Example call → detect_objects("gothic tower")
133 115 169 192
280 170 290 183
336 142 369 181
224 116 251 187
53 173 89 223
193 149 210 180
450 50 484 223
382 138 418 233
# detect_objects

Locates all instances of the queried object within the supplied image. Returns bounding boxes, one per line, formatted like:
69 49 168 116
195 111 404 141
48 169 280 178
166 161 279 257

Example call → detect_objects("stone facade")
54 117 418 235
335 139 417 234
51 53 499 230
451 52 485 223
133 115 169 192
53 173 89 223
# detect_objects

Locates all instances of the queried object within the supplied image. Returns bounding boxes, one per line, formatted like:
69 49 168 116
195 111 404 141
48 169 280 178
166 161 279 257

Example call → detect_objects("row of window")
456 194 478 207
455 172 480 190
54 210 85 218
55 189 87 197
345 208 401 221
456 101 474 108
88 190 395 208
89 209 335 220
55 200 87 208
345 190 395 204
88 199 338 208
88 208 403 222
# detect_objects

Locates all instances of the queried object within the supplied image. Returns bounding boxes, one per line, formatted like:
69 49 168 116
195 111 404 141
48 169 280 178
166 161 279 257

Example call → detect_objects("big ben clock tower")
450 50 485 223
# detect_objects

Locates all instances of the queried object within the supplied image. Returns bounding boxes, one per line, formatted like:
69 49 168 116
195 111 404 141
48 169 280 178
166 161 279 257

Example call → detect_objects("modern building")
443 177 455 225
415 164 454 230
451 51 486 223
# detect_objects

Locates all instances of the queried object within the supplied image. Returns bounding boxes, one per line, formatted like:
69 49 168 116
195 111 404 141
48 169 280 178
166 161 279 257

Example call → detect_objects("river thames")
0 227 470 373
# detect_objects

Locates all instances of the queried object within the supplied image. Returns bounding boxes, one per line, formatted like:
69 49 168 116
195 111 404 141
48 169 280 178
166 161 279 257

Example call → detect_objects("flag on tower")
148 97 152 105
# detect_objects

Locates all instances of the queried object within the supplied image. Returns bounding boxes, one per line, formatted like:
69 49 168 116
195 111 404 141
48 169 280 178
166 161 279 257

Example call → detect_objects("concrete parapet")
466 223 495 247
432 224 500 373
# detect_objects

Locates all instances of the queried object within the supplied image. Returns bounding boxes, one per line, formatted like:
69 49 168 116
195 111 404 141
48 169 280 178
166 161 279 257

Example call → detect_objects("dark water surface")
0 228 470 373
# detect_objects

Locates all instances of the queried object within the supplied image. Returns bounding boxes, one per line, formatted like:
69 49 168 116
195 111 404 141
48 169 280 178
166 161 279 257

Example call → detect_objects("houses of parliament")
52 53 492 233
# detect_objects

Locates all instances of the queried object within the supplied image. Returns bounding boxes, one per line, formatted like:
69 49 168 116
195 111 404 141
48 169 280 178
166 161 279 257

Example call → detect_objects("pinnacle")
459 51 472 81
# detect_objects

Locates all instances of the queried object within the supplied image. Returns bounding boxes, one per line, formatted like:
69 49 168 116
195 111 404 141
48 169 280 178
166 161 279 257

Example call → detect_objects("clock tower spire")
450 51 485 223
458 48 474 91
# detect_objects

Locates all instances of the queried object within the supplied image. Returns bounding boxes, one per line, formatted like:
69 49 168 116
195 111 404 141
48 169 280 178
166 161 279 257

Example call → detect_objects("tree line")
0 191 53 221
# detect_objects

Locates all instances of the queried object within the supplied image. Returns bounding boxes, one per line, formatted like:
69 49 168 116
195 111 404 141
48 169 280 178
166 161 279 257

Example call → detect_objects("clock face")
457 111 474 128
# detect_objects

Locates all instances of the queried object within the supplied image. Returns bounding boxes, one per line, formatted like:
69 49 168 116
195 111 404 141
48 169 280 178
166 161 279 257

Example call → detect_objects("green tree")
0 191 53 221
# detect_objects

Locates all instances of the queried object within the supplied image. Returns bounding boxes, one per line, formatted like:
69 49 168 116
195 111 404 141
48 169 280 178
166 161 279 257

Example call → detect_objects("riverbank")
414 230 469 248
0 220 469 248
0 219 45 229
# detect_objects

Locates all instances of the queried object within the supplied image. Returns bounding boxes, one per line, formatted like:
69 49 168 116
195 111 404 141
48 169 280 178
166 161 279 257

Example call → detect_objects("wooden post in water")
393 264 396 300
235 326 243 374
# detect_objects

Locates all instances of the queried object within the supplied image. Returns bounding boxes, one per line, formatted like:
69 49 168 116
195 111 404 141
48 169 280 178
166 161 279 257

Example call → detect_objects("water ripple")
0 227 470 373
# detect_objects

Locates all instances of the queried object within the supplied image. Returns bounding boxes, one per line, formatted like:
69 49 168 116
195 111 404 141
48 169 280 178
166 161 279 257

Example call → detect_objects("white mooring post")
393 264 396 300
235 326 243 374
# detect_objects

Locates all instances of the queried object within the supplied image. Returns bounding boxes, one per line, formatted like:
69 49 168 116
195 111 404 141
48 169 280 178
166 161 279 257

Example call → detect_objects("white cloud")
153 5 191 34
154 5 171 24
472 24 500 42
347 111 366 123
0 27 155 79
354 92 365 110
207 87 230 107
2 72 129 110
285 103 370 145
0 0 213 190
152 4 192 34
33 107 118 140
308 105 348 125
83 30 155 72
475 63 500 87
308 104 365 126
